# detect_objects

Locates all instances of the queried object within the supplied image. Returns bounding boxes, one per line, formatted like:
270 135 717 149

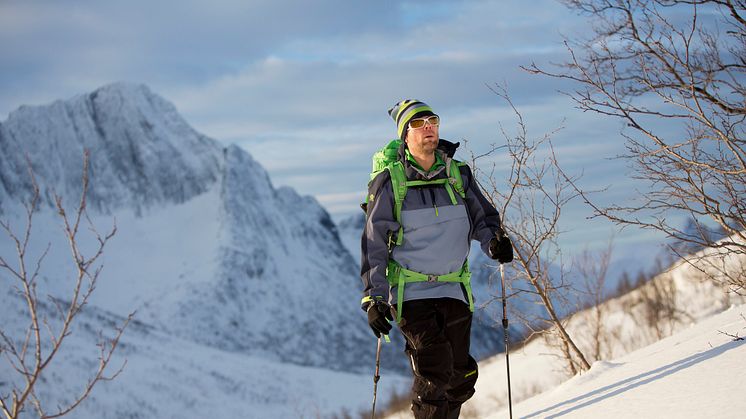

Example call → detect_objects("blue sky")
0 0 667 261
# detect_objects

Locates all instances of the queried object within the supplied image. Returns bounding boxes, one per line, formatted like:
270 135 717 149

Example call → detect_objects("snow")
492 305 746 419
381 304 746 419
0 286 412 419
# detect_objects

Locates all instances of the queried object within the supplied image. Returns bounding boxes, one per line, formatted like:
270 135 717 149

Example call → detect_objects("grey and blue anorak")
361 140 502 311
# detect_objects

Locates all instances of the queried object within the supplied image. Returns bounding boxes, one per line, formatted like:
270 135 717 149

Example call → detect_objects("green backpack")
361 139 474 321
362 139 467 221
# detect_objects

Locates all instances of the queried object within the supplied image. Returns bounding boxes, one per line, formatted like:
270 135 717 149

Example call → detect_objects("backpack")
361 139 474 321
361 139 466 220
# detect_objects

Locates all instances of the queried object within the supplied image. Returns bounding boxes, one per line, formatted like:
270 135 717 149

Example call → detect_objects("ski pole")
500 263 514 419
371 335 383 419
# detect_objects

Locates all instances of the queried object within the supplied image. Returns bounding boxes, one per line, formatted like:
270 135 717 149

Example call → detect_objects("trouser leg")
443 300 478 416
398 299 477 419
399 299 452 419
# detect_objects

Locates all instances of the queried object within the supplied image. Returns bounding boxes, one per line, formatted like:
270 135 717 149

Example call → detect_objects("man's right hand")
367 301 393 338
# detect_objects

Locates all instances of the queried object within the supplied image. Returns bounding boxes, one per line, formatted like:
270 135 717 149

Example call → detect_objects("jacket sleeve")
360 170 398 308
459 163 502 256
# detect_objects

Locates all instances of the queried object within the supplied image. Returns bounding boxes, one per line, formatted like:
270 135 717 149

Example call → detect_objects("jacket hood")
437 139 460 158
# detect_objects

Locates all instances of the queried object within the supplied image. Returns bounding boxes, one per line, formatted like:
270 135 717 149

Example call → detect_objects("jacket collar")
398 138 460 180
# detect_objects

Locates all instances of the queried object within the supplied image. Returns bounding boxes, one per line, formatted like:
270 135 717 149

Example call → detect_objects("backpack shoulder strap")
387 160 407 246
445 158 466 199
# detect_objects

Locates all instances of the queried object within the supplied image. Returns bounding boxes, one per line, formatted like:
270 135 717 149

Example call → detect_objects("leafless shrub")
574 240 614 361
470 85 593 373
526 0 746 294
0 151 132 419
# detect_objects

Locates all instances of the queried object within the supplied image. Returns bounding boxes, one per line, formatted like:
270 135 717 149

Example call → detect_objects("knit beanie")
387 99 436 140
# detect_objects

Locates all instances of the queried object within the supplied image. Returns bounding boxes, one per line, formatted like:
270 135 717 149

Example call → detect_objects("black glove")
366 301 393 338
489 233 514 263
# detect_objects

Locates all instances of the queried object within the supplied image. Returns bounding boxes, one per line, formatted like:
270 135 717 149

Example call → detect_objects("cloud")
0 0 639 222
0 0 672 257
0 0 399 113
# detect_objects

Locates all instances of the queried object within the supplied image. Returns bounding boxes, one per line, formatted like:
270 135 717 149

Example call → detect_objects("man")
360 99 514 418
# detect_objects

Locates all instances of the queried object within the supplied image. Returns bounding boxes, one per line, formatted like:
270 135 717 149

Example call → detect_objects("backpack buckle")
427 274 438 282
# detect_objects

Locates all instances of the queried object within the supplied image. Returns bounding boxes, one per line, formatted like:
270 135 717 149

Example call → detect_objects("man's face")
406 116 439 154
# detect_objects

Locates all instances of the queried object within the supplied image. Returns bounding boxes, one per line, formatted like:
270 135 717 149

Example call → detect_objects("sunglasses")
408 115 440 129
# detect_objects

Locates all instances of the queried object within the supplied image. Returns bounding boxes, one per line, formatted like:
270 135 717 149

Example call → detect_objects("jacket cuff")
360 295 386 311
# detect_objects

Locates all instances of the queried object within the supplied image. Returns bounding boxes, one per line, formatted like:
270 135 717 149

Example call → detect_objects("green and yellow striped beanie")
387 99 436 140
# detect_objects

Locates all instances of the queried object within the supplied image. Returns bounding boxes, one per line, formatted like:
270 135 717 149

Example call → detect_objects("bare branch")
1 150 128 419
717 329 744 340
532 0 746 293
470 86 594 372
42 313 133 419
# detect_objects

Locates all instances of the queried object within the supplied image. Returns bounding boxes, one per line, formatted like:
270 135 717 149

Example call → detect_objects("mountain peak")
85 82 177 122
94 81 152 96
0 82 222 213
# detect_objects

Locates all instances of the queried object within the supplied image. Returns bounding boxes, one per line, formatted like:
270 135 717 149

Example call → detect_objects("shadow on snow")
523 339 745 418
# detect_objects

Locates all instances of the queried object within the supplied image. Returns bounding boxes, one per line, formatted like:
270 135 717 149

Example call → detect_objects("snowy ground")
0 287 412 419
385 304 745 419
489 304 746 419
0 193 411 418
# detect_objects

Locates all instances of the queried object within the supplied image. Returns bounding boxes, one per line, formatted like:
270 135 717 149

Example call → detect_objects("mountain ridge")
0 81 376 371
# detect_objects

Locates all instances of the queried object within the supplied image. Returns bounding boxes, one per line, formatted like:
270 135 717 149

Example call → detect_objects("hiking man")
360 99 514 418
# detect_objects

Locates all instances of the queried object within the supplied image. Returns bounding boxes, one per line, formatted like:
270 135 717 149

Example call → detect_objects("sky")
0 0 671 261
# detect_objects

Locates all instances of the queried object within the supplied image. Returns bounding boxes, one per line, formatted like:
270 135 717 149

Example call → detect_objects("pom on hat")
387 99 436 140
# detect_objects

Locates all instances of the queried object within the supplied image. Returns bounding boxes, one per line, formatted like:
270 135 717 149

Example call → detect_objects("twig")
717 329 744 341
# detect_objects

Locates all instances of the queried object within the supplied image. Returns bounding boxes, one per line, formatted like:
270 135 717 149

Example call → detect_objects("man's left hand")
489 233 513 263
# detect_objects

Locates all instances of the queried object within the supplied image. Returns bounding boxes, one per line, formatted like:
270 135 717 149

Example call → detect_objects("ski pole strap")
360 295 386 307
386 259 473 322
360 296 393 343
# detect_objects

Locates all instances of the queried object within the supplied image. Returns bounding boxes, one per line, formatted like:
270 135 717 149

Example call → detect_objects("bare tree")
525 0 746 293
0 151 132 419
574 239 614 361
634 267 682 339
473 86 592 374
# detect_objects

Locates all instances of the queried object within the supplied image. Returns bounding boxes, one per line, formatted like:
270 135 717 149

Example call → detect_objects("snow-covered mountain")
0 82 375 369
0 83 220 214
0 82 418 417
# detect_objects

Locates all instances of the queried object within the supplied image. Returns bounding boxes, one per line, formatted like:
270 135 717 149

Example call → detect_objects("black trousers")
395 298 478 419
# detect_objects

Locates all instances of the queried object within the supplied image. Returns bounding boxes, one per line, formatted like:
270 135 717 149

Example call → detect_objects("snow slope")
0 286 411 419
490 304 746 419
471 239 746 418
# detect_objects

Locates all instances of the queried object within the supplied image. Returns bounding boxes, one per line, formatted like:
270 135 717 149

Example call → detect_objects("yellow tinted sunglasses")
408 115 440 129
